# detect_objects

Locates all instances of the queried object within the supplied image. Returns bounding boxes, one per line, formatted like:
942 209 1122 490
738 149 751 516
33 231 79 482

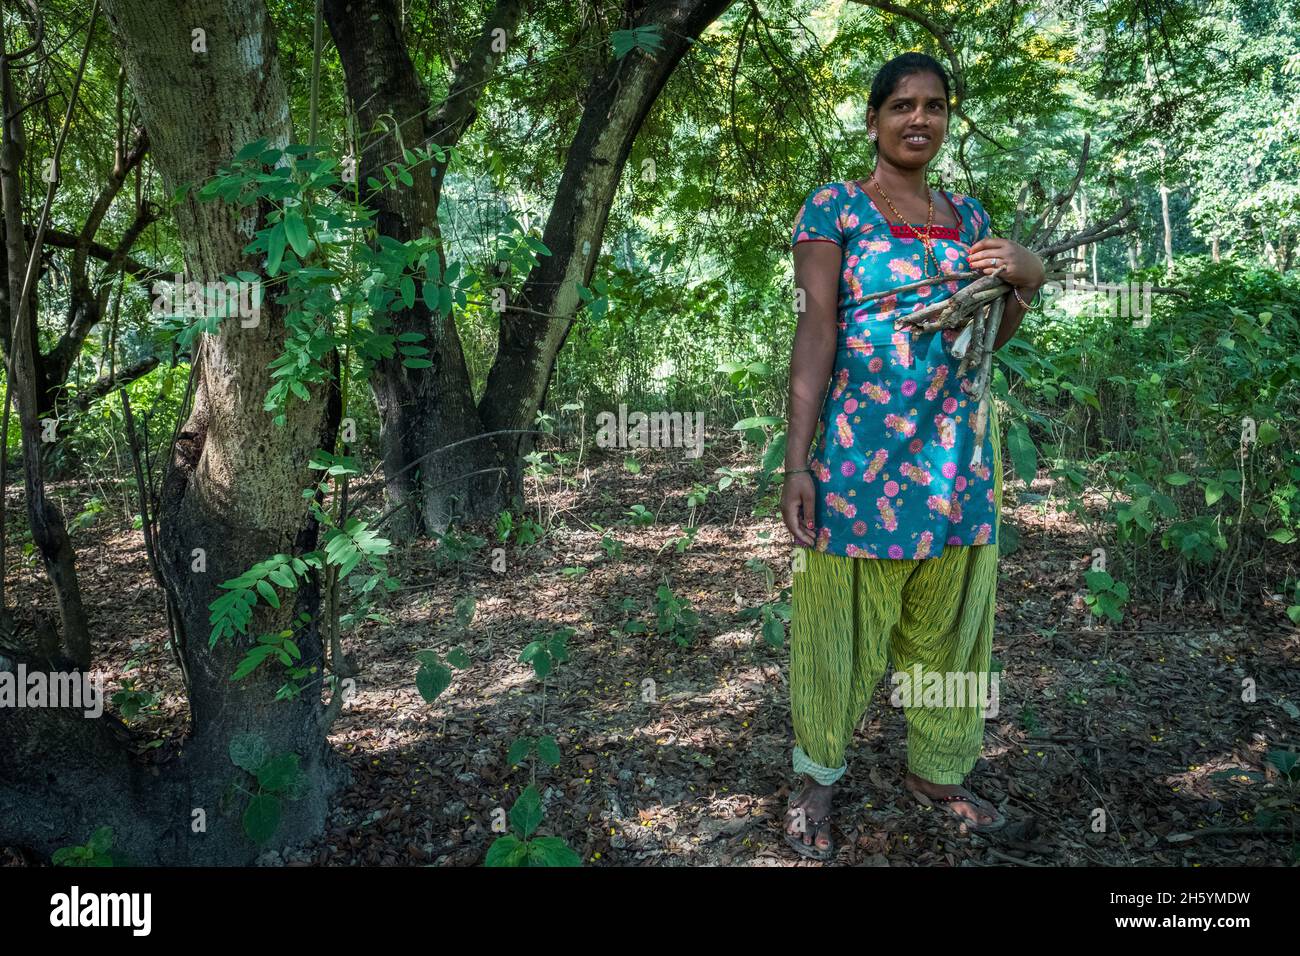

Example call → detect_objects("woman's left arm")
967 237 1045 351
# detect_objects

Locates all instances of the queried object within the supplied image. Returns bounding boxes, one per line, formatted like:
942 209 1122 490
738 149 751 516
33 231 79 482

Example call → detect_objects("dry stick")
967 294 1007 468
1024 134 1091 248
121 388 189 694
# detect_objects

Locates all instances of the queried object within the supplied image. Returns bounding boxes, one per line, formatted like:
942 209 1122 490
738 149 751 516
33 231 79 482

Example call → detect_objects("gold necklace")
870 176 942 278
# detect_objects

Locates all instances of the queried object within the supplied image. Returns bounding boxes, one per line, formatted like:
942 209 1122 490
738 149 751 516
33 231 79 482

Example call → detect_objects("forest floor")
6 440 1300 867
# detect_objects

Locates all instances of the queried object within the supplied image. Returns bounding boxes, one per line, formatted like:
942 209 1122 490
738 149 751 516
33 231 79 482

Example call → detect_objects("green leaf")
1266 749 1299 778
230 644 277 680
536 735 562 766
484 834 528 867
447 646 471 669
1084 569 1115 591
399 275 416 309
256 752 302 792
234 137 270 162
255 579 280 608
229 732 270 772
416 660 453 702
453 595 477 628
1164 472 1192 486
87 826 115 855
284 211 311 258
507 736 534 766
1005 421 1038 484
732 415 784 430
762 611 785 648
509 784 544 839
243 793 282 844
1205 481 1225 506
266 223 286 276
526 835 582 866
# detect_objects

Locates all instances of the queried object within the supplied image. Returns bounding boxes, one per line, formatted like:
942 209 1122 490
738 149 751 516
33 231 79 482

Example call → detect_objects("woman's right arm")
782 240 840 547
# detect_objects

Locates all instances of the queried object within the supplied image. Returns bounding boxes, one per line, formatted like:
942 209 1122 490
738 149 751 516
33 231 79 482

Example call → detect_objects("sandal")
783 805 835 861
905 781 1007 833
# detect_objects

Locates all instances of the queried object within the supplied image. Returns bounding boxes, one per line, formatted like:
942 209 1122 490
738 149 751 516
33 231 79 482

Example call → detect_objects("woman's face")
868 71 949 170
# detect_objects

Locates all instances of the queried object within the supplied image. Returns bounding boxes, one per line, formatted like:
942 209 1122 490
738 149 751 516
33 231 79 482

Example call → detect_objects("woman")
781 52 1045 860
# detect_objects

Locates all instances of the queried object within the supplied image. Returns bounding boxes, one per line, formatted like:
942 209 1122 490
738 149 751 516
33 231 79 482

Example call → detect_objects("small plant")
227 733 309 844
1105 668 1133 689
596 525 624 561
1083 568 1129 623
485 785 581 867
111 678 162 722
713 466 745 491
653 584 700 646
686 483 710 523
1018 704 1041 735
660 525 699 556
739 596 791 649
69 496 107 533
519 627 572 678
496 510 546 547
52 826 116 866
1256 748 1300 859
495 510 516 542
738 561 790 648
414 595 475 703
488 627 580 866
625 504 655 527
431 527 487 567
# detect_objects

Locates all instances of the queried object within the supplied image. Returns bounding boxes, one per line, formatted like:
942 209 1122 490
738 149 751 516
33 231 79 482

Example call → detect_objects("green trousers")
789 420 1003 787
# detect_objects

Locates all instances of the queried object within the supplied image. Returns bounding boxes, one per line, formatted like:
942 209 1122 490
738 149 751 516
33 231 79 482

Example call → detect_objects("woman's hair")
867 52 951 116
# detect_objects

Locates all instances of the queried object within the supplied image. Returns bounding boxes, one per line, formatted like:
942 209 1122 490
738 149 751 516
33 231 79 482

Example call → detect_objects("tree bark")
1 0 347 864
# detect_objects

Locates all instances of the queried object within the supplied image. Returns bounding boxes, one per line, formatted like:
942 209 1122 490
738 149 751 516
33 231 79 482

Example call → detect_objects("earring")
869 129 877 141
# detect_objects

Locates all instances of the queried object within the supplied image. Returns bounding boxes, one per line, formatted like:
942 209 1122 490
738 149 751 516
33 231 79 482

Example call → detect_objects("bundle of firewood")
865 134 1146 463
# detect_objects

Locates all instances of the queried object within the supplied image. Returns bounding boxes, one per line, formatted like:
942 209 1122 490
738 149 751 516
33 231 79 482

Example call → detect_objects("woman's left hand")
967 237 1045 292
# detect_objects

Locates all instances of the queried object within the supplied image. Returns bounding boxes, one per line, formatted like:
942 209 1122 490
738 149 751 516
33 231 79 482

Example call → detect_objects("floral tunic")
790 179 1000 560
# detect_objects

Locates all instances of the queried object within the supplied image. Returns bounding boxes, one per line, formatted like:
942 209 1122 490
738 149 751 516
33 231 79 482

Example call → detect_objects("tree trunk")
1 0 346 864
330 0 734 538
325 0 526 538
0 10 93 668
479 0 734 462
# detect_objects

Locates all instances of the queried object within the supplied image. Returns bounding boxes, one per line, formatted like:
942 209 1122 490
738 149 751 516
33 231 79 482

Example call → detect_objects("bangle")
785 467 812 476
1012 284 1042 309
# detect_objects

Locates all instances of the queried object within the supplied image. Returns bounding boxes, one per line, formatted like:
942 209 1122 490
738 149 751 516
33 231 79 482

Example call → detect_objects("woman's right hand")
782 471 817 547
